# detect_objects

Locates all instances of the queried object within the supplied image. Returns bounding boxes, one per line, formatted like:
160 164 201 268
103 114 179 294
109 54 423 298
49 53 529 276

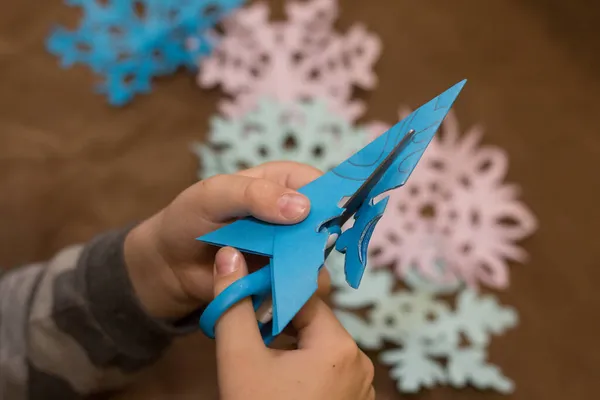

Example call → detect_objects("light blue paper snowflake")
379 339 447 392
191 97 370 178
47 0 244 105
325 250 518 394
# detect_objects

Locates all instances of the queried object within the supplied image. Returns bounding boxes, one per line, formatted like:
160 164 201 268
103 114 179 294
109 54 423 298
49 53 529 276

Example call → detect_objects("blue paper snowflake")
326 250 518 394
47 0 244 105
192 97 370 178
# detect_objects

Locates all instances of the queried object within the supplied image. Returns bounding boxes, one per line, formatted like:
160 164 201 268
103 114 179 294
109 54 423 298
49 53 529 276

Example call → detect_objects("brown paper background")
1 0 599 398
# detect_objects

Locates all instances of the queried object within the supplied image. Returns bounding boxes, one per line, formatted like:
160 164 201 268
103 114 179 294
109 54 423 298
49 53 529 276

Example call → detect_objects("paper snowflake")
47 0 244 105
326 250 518 394
192 97 370 178
197 0 381 121
368 109 537 289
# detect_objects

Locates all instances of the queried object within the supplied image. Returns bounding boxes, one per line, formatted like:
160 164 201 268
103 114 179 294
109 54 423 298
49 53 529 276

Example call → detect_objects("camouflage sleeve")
0 227 200 399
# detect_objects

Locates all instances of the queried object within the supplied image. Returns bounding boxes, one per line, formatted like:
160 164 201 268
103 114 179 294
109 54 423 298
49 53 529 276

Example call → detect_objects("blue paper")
47 0 244 105
335 196 389 288
198 80 466 339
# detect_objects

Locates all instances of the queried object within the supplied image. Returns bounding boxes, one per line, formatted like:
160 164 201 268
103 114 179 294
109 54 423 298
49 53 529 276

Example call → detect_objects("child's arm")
0 161 328 399
0 227 198 399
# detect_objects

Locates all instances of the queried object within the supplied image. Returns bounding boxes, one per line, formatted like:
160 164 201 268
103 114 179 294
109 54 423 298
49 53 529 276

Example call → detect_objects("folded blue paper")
197 80 467 343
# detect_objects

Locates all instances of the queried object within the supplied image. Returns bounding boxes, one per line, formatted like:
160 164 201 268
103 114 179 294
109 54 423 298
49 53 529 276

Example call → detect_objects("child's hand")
213 247 375 400
124 161 330 319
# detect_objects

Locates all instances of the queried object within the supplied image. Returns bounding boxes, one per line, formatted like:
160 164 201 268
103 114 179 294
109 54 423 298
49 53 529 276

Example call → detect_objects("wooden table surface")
1 0 599 398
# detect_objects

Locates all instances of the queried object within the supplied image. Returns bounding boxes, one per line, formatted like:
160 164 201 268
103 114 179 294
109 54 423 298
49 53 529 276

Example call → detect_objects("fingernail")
278 193 309 220
215 247 240 276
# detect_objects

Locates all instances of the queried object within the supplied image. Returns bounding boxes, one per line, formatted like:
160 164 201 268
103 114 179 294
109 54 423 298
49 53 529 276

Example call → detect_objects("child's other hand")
214 247 375 400
124 161 331 319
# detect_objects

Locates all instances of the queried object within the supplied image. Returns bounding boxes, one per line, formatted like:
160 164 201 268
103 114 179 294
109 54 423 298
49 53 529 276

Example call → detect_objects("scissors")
197 80 467 344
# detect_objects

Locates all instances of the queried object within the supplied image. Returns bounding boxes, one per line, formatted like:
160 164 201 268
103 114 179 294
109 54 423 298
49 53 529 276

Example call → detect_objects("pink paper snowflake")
369 110 537 289
197 0 381 121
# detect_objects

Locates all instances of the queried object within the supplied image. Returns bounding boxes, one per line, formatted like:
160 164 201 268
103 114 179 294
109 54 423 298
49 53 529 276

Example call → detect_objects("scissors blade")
341 129 416 214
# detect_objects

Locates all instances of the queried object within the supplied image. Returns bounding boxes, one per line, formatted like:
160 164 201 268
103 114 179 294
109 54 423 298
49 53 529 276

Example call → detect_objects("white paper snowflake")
196 0 381 121
326 250 518 394
191 97 370 178
368 109 537 289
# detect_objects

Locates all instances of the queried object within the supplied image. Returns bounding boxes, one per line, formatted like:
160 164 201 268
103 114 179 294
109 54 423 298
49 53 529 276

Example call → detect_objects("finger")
316 268 331 298
292 295 352 349
237 161 323 189
366 386 375 400
214 247 265 361
361 353 375 387
190 174 310 224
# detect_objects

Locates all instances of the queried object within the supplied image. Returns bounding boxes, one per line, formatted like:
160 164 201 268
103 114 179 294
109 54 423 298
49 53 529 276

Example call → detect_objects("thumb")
213 247 266 362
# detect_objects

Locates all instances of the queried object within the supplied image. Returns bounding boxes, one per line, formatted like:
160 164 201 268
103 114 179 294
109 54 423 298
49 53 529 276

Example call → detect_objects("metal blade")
340 129 415 214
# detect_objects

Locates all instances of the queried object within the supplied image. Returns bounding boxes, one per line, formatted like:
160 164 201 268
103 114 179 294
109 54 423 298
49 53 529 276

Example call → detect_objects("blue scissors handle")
199 265 276 344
